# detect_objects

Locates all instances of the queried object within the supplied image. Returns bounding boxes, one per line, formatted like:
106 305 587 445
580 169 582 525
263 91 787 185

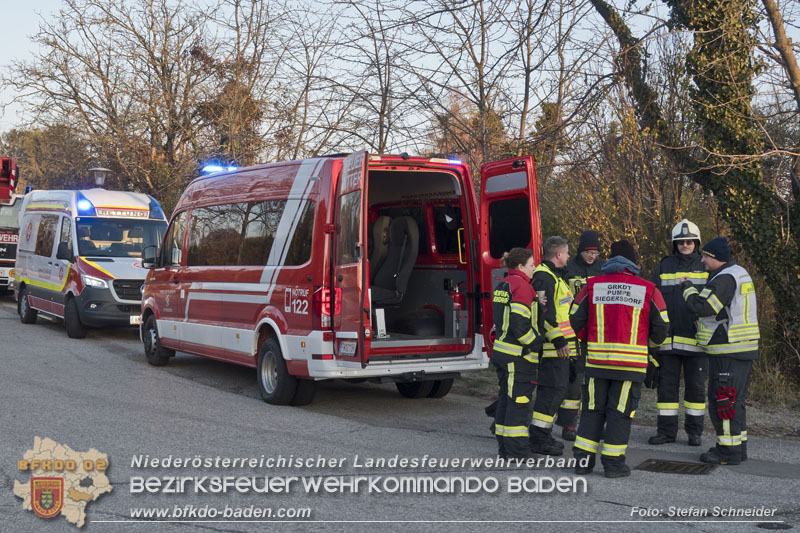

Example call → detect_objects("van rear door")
478 155 542 351
332 151 370 366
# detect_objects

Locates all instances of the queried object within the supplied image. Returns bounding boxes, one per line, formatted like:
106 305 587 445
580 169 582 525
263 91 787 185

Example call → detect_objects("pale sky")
0 1 64 132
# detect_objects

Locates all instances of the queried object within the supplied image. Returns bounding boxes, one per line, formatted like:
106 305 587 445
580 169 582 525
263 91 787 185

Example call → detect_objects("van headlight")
82 274 109 288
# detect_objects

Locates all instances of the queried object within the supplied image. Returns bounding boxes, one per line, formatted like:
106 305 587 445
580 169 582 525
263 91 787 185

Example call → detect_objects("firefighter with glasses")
648 219 709 447
492 247 545 459
681 237 758 465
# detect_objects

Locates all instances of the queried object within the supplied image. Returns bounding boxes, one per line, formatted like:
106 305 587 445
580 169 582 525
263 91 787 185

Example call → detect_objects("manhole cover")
635 458 716 475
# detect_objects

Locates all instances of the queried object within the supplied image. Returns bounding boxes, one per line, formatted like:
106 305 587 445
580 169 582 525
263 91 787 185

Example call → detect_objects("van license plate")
130 315 142 325
339 341 357 356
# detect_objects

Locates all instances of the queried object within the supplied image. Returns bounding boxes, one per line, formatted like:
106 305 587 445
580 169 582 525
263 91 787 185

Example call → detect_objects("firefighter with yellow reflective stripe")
559 230 604 441
530 236 574 456
648 219 709 447
492 248 545 459
681 237 758 465
569 240 669 478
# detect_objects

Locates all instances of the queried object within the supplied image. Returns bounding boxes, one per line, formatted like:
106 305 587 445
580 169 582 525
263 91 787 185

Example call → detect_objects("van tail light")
312 286 341 329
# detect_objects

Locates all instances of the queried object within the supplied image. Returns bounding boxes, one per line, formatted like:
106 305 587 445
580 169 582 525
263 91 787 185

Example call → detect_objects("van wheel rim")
147 327 157 355
21 293 29 315
261 352 277 394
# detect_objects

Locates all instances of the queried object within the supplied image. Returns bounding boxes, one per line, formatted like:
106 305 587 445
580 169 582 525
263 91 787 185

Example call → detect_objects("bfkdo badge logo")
32 477 64 518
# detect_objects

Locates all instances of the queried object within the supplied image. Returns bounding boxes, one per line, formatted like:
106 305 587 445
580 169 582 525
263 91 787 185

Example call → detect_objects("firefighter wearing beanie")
570 240 669 478
558 230 604 441
681 237 759 465
648 219 709 447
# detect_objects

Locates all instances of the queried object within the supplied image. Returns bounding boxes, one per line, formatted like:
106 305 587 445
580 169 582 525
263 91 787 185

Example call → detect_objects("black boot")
648 433 676 445
741 440 748 461
602 455 631 478
687 434 702 447
573 452 595 475
561 426 577 441
529 427 564 456
699 446 741 466
496 435 507 459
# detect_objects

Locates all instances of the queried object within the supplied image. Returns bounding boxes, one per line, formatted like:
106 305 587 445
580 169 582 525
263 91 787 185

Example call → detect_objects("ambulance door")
52 215 75 314
478 155 542 351
332 151 370 366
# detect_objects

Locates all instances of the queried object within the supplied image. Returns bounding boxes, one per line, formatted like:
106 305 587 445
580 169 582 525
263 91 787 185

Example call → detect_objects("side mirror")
56 242 73 262
142 245 158 268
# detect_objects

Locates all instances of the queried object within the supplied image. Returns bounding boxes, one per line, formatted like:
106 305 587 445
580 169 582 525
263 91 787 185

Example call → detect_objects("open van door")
332 151 370 366
478 155 542 352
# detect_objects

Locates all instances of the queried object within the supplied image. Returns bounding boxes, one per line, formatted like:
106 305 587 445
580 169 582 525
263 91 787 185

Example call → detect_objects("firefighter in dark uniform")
570 240 669 478
557 230 603 441
648 219 709 447
681 237 758 465
492 247 545 459
529 236 573 455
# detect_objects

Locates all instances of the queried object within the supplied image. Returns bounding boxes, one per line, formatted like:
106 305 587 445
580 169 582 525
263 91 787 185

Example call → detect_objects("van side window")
34 215 59 257
161 211 187 267
58 217 73 257
488 197 532 259
186 200 316 267
337 191 361 264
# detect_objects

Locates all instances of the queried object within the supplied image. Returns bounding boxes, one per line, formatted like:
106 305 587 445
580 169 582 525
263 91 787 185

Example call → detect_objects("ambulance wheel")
291 379 317 406
143 314 173 366
396 381 435 399
65 297 88 339
428 378 454 398
257 338 297 405
18 286 38 324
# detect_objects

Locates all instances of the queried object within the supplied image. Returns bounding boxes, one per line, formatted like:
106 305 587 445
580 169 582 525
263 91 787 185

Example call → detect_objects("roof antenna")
400 152 410 160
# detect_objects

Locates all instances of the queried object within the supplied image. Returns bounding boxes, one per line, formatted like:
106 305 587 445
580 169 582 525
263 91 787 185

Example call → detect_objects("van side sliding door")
478 155 542 351
332 151 370 367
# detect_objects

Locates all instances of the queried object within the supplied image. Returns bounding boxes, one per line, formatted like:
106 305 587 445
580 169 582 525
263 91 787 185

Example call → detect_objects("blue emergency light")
76 192 96 216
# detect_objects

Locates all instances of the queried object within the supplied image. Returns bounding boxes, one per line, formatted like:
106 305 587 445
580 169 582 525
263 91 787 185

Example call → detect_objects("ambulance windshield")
0 197 20 230
76 217 167 258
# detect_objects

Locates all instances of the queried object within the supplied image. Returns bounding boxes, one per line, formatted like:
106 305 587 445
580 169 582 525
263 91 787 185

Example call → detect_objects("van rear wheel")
143 314 174 366
18 287 38 324
428 378 454 398
65 297 88 339
396 381 435 399
257 338 297 405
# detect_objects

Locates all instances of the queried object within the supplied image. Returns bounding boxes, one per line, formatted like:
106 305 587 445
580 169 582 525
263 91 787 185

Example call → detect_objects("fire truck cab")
0 194 22 293
15 189 168 337
140 152 541 405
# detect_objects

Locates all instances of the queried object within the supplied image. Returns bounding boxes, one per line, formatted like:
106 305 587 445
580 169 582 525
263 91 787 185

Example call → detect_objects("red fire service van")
140 151 541 405
15 189 168 337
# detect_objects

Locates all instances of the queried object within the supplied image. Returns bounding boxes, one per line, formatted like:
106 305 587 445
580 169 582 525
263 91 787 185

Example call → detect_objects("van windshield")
0 198 21 230
76 218 167 258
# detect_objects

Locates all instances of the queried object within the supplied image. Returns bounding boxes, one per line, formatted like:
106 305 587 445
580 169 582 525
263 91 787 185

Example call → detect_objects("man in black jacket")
648 219 709 447
557 230 603 441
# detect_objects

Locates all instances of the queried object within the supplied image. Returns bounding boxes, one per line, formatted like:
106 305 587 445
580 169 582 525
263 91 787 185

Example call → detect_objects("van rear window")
186 200 314 267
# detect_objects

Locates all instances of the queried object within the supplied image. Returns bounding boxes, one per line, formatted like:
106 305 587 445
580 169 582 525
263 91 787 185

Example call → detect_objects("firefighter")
529 236 573 455
648 219 709 447
570 240 669 478
681 237 758 465
492 247 545 459
557 230 603 441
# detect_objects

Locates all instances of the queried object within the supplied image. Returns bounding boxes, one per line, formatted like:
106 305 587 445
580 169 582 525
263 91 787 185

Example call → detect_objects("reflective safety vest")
534 263 575 358
583 273 658 379
693 264 759 355
492 271 540 364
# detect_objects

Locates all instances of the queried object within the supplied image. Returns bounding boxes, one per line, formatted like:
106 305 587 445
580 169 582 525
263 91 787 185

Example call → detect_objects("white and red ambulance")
15 189 168 337
140 152 542 405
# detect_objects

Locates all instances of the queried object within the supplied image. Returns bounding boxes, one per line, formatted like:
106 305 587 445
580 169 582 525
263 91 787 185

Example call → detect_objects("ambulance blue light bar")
76 192 96 216
147 195 165 220
201 165 238 174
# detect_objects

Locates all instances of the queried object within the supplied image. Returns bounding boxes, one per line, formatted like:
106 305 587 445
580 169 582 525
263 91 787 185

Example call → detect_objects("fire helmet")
671 219 701 242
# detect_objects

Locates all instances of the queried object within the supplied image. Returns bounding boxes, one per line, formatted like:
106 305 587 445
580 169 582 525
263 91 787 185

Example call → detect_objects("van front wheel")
18 287 38 324
143 314 174 366
65 298 88 339
257 338 297 405
396 381 435 399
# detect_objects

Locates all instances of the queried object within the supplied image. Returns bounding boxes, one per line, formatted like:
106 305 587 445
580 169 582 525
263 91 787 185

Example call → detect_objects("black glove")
484 399 498 418
568 357 577 382
644 354 660 389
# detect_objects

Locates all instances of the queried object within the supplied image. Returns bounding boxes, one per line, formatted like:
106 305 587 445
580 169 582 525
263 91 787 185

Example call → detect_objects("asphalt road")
0 295 798 533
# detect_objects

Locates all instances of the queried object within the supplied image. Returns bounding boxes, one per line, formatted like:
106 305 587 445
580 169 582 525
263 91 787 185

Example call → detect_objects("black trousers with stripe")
530 357 569 441
707 356 752 462
493 357 538 457
573 377 641 467
655 352 708 438
556 350 584 429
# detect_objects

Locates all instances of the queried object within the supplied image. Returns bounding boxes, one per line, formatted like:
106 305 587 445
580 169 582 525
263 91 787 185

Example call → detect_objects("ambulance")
140 152 541 405
15 189 168 338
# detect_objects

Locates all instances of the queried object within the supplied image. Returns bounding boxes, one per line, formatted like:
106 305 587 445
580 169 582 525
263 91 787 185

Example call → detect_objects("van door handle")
337 274 343 282
171 279 179 284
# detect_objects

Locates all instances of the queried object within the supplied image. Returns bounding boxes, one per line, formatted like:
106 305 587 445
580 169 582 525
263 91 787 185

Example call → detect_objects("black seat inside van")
371 216 419 306
369 215 391 283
